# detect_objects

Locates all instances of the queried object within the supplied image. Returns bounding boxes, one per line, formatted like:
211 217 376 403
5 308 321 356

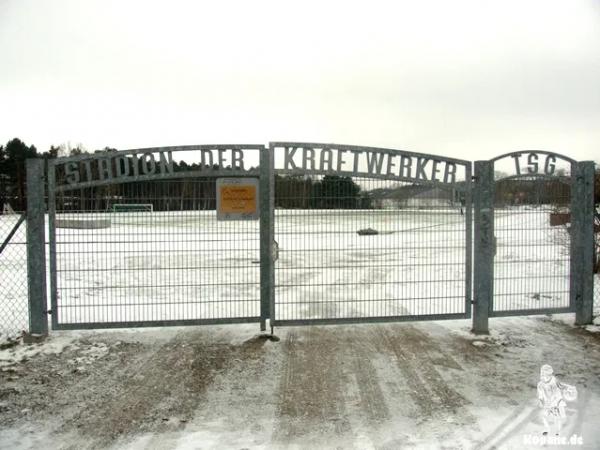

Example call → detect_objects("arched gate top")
489 150 576 165
48 142 474 192
49 144 264 192
489 150 575 181
270 142 472 190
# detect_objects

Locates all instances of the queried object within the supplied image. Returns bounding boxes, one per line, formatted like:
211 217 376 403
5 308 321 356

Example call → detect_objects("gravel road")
1 317 599 449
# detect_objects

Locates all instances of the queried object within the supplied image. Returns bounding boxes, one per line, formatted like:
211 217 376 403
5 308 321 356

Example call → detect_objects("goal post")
2 202 16 215
111 204 153 213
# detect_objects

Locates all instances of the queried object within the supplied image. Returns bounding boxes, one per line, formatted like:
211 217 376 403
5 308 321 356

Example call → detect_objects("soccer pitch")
1 207 571 331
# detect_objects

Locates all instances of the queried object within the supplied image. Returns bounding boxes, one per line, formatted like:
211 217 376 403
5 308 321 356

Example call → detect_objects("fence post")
259 146 274 331
464 163 473 318
26 158 48 336
472 160 494 334
573 161 595 325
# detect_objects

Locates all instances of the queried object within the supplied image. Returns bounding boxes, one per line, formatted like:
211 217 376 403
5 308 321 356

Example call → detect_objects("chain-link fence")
0 212 28 338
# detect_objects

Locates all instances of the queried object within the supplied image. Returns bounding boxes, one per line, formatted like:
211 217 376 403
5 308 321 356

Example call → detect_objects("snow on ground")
587 316 600 333
0 333 77 368
1 207 599 449
0 317 599 449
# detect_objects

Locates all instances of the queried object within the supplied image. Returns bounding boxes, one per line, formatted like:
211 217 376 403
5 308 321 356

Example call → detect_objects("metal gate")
473 152 596 332
269 143 473 326
491 152 573 316
22 144 595 335
46 145 267 330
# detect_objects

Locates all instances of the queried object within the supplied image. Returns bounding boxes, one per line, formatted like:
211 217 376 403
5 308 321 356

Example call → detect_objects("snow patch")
440 318 534 348
546 313 577 328
0 333 19 350
0 334 76 367
0 427 52 450
585 324 600 333
67 342 109 366
121 419 272 450
546 313 600 333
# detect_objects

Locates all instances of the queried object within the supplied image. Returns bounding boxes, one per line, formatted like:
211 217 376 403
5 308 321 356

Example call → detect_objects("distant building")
366 185 459 209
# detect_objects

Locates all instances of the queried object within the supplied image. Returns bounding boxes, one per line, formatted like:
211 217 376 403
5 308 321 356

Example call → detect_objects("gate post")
26 158 48 336
472 160 494 334
572 161 595 325
259 146 275 331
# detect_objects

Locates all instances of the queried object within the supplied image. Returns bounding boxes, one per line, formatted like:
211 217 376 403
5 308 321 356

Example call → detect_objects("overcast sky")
1 0 599 162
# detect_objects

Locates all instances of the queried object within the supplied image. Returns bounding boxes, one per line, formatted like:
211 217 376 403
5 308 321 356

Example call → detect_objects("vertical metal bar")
259 145 274 331
26 158 48 336
573 161 595 325
472 160 494 334
48 160 58 329
268 145 275 329
570 166 579 314
464 163 473 317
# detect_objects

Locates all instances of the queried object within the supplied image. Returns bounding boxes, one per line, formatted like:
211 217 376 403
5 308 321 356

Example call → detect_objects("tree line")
0 138 365 212
0 138 56 212
2 137 599 213
274 174 365 209
494 178 573 207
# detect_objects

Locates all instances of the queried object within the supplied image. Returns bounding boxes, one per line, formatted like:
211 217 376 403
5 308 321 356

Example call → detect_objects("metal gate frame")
472 152 596 333
267 142 473 327
44 145 272 331
23 145 596 336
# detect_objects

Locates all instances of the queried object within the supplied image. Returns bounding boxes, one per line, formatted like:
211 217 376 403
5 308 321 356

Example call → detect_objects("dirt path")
1 317 599 449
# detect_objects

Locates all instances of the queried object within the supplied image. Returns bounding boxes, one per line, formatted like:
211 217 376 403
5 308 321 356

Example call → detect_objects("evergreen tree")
1 138 39 211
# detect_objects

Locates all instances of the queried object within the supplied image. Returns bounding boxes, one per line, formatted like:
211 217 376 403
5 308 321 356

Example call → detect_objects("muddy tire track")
347 334 390 425
273 328 351 444
59 332 273 449
58 332 228 448
379 325 471 423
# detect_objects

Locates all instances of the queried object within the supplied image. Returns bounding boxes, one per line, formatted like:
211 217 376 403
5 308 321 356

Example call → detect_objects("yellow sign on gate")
216 178 259 220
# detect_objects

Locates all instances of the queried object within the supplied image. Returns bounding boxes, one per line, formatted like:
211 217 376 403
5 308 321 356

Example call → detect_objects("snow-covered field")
0 206 584 333
53 210 262 325
50 208 471 326
493 207 571 312
275 209 468 321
